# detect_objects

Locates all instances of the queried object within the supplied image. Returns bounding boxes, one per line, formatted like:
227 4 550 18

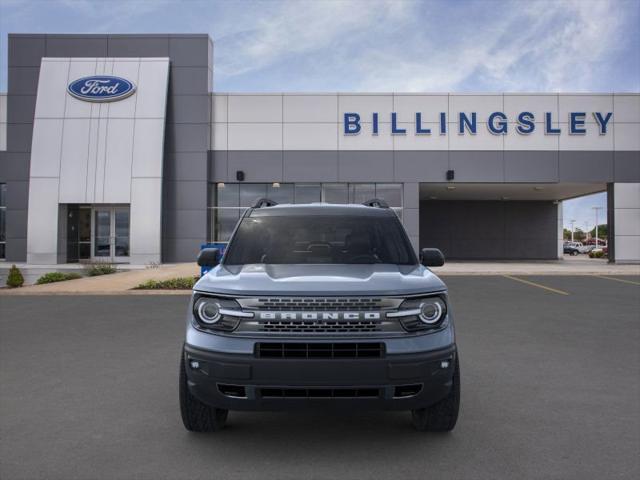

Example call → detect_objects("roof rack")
252 198 279 208
362 198 389 209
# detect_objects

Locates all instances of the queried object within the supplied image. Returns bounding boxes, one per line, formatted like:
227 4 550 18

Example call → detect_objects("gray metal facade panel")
208 151 228 182
283 151 339 182
6 95 36 124
169 37 211 67
559 151 614 182
449 151 505 182
227 151 284 182
338 151 394 182
166 94 210 124
420 200 558 259
107 35 170 57
163 180 208 211
45 35 109 57
0 153 30 181
169 67 211 95
165 152 209 182
8 35 45 67
163 208 209 239
614 151 640 182
504 150 559 182
394 151 449 182
7 67 40 95
6 123 33 153
165 123 209 153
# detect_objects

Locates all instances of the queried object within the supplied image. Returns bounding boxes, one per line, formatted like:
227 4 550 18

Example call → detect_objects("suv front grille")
260 319 381 333
256 342 384 359
237 297 402 311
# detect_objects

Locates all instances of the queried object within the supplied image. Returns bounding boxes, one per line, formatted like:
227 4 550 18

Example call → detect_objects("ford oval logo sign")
67 76 136 102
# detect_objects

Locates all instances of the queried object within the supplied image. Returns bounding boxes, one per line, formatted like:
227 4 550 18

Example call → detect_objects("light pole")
570 219 576 242
592 206 604 248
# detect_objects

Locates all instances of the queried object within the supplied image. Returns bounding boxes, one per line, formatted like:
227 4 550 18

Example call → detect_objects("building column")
557 201 564 260
609 182 640 264
403 183 419 254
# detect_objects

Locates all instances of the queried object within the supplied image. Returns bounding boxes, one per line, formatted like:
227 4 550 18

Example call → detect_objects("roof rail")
252 198 279 208
362 198 389 209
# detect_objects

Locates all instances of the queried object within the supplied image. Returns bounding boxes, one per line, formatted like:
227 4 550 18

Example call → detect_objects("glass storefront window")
294 184 321 203
0 183 6 259
207 182 403 242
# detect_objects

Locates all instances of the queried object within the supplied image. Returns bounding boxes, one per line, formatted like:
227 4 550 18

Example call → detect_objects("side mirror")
420 248 445 267
197 248 220 268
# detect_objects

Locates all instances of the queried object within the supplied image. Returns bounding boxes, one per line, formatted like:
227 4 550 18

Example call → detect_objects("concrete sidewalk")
0 263 198 295
1 257 638 295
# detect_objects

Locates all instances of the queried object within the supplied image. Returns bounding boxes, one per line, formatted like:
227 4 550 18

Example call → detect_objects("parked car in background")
563 243 581 256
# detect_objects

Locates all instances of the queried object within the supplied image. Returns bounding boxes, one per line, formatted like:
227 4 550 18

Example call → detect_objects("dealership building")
0 33 638 265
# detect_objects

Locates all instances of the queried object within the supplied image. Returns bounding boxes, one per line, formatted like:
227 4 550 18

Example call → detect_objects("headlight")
192 294 253 331
418 298 445 325
195 298 221 324
387 295 447 331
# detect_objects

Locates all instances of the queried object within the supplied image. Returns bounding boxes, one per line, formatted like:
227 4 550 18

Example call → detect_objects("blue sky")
1 0 638 229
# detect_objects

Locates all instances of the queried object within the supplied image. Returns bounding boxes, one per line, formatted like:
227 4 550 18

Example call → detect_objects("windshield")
223 215 417 265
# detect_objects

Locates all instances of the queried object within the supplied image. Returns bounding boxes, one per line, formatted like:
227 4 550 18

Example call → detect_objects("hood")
194 264 446 296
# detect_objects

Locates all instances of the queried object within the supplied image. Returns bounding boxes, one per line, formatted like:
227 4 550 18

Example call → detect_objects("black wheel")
179 348 228 432
411 356 460 432
572 250 579 256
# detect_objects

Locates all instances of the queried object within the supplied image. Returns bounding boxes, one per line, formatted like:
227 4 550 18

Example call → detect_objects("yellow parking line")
593 275 640 286
502 275 570 296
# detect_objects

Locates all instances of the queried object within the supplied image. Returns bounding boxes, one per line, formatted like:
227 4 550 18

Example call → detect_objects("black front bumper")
184 343 457 411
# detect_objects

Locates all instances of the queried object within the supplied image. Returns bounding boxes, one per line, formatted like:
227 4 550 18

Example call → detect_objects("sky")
1 0 638 229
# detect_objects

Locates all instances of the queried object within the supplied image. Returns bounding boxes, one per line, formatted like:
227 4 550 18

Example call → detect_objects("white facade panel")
449 124 504 150
338 95 393 123
338 122 393 150
106 61 139 118
283 123 338 150
0 122 5 151
212 94 228 123
615 208 640 236
132 119 165 178
35 59 70 118
103 119 134 203
613 94 640 123
26 177 60 264
614 123 640 151
393 123 448 150
58 118 91 203
85 118 100 202
228 123 283 150
559 123 614 150
93 117 109 201
30 119 64 177
504 94 558 122
393 95 448 124
130 177 162 263
283 94 338 123
559 94 613 123
614 183 640 208
135 60 170 119
0 94 5 150
449 94 503 120
504 127 560 150
615 236 640 262
228 94 282 123
211 123 228 150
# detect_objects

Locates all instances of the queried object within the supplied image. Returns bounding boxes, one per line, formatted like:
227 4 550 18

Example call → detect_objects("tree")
6 264 24 288
589 224 607 239
572 228 586 242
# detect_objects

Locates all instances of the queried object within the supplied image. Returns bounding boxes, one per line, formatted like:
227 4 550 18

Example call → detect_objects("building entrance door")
92 206 130 263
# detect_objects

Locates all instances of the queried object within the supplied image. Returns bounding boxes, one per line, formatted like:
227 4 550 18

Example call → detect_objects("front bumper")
184 342 457 411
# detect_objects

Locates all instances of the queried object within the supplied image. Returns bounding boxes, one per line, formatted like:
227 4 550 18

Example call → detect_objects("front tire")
411 356 460 432
179 347 228 432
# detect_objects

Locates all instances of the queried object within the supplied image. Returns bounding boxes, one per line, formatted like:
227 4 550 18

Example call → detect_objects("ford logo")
67 76 136 102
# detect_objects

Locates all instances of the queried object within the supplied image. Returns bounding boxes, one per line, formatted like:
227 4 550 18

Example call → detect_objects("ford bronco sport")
180 199 460 432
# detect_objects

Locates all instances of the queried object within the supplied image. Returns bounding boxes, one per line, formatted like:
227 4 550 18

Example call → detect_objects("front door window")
92 206 130 262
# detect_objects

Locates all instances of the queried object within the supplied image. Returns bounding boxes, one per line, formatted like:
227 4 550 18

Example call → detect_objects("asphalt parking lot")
1 275 639 480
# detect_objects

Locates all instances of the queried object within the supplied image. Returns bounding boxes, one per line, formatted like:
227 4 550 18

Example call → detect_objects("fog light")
440 360 450 369
189 360 200 370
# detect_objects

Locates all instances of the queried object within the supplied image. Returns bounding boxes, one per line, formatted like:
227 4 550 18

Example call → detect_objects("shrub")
6 265 24 288
85 263 117 276
589 250 606 259
36 272 83 285
134 276 198 290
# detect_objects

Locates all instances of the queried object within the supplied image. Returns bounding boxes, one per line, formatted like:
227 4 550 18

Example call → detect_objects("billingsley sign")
344 111 613 136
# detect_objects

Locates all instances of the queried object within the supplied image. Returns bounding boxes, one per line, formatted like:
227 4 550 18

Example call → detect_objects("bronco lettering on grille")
257 312 381 321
